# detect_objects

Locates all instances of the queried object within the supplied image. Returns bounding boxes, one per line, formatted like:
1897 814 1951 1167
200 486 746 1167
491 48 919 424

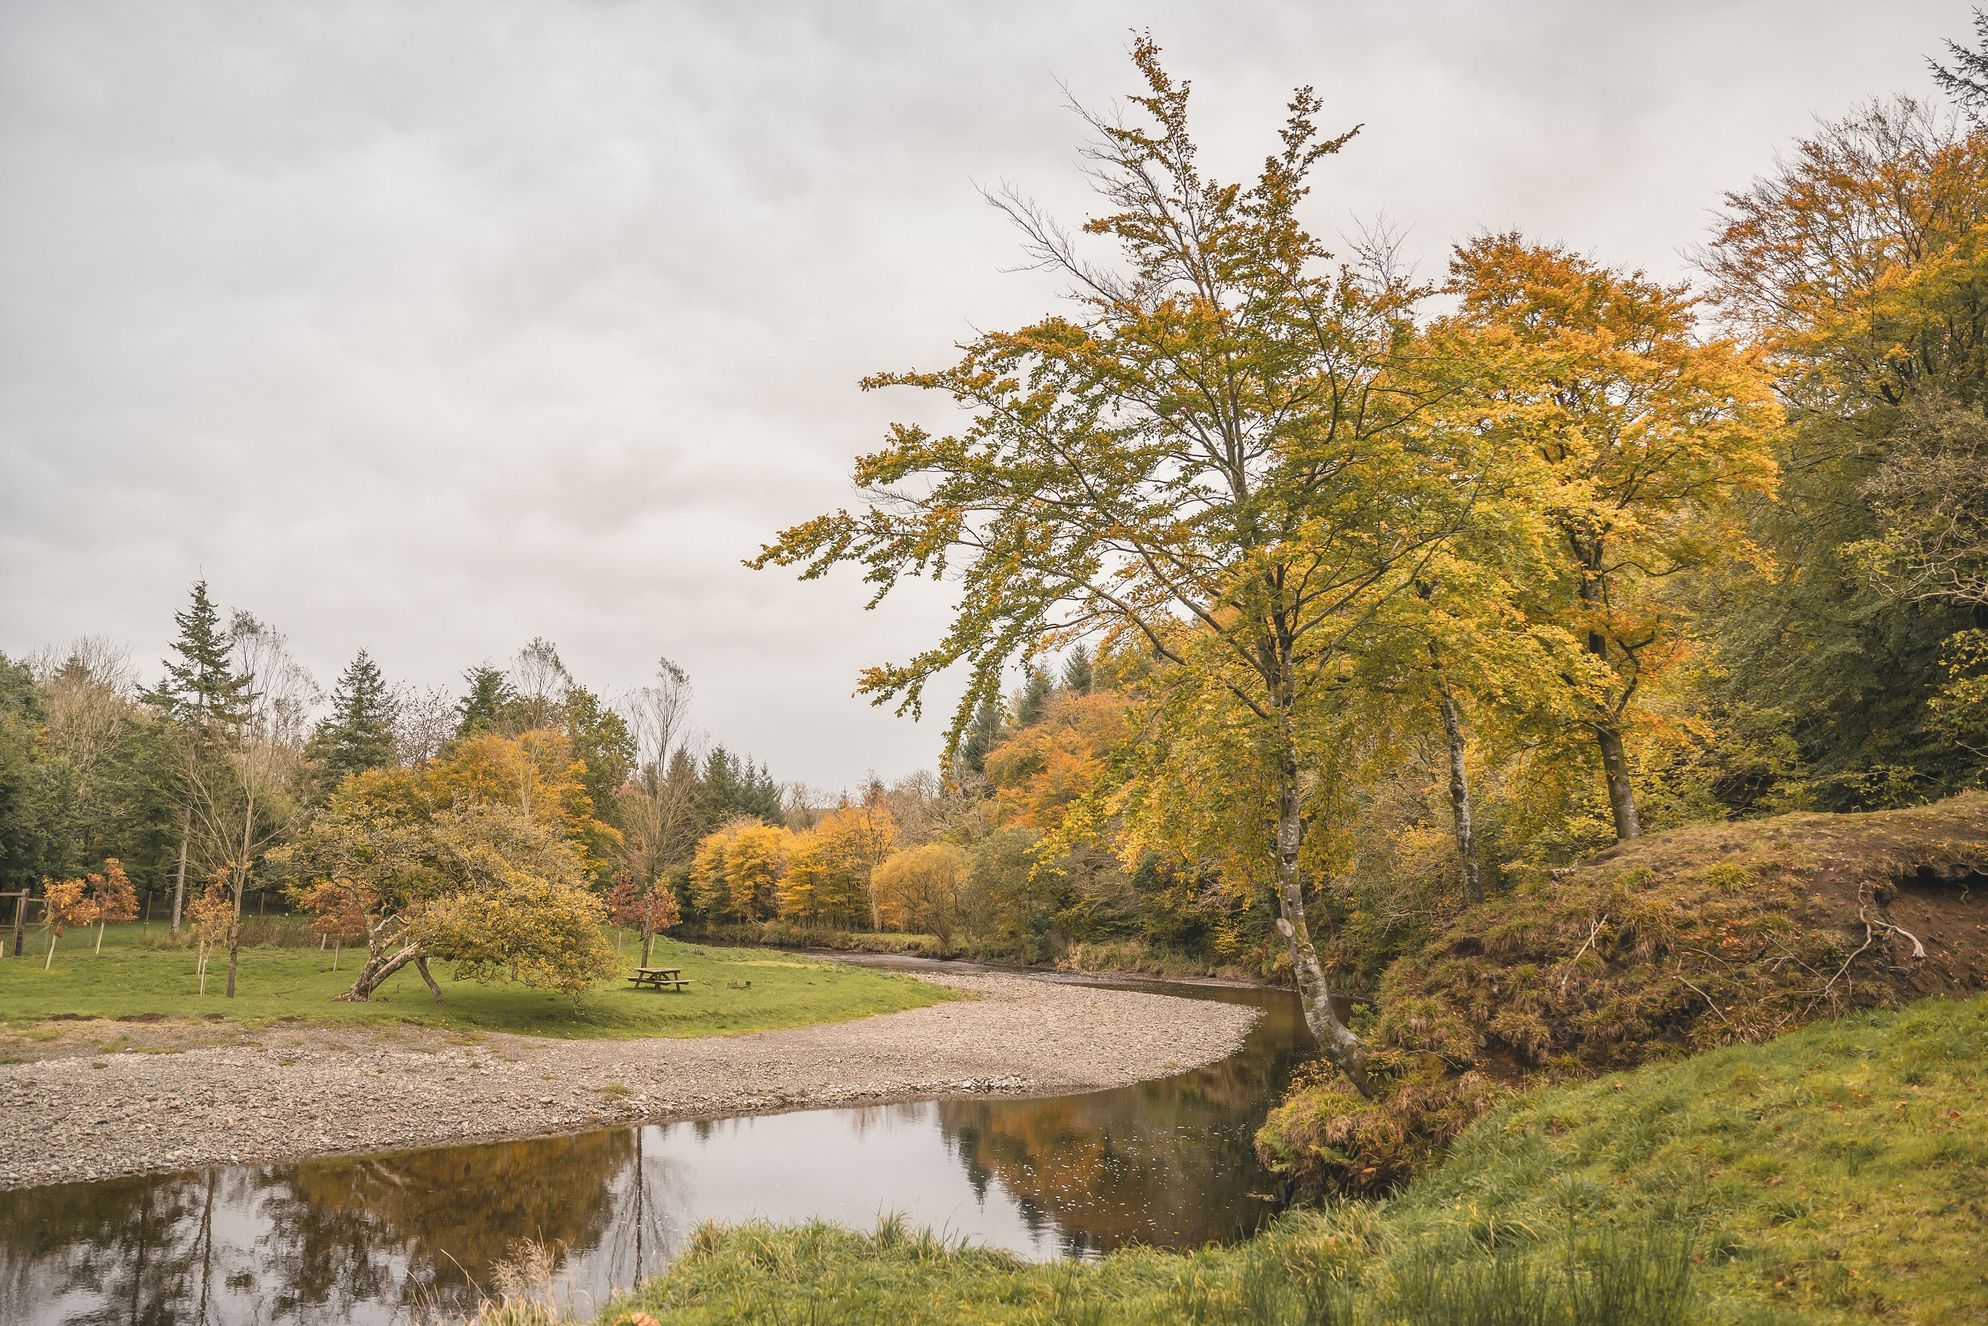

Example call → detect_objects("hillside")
1260 793 1988 1193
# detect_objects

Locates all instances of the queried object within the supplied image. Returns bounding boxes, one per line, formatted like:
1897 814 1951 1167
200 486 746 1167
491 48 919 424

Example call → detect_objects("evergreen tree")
1060 645 1094 696
150 580 249 731
1013 664 1053 730
955 695 1003 781
311 650 398 785
455 664 515 738
149 580 252 935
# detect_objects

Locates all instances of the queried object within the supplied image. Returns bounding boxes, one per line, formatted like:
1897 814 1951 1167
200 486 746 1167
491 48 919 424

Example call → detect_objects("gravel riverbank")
0 971 1258 1190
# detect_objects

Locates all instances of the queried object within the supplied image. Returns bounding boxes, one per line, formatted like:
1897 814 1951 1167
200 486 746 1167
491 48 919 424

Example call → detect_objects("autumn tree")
36 872 96 969
754 40 1472 1087
690 817 789 923
87 857 136 954
873 842 970 939
1446 236 1781 840
282 759 617 1002
1700 100 1988 802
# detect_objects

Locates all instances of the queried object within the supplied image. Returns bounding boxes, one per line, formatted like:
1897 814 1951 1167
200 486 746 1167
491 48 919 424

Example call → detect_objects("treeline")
752 32 1988 1085
0 583 795 994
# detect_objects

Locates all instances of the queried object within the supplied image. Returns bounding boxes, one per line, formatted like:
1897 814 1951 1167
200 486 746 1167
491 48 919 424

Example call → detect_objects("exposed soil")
0 970 1258 1191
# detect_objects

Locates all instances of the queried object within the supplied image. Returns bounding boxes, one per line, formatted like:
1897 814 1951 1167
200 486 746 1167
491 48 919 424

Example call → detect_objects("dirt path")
0 971 1258 1190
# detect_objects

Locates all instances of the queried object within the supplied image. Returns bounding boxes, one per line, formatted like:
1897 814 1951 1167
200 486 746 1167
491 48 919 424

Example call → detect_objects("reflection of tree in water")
1 1169 214 1325
264 1129 635 1317
937 987 1310 1255
0 1130 650 1325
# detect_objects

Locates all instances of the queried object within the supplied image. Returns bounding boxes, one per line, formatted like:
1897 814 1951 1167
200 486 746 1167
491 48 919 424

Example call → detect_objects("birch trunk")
1273 737 1373 1097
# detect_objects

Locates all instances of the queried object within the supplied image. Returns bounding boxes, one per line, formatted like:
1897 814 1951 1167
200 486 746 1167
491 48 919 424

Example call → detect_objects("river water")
0 962 1309 1325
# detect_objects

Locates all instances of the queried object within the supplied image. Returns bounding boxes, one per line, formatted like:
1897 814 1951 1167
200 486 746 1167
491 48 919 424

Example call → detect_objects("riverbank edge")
0 969 1261 1192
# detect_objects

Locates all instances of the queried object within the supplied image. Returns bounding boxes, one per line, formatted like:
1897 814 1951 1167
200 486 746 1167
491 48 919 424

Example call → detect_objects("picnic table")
627 965 692 992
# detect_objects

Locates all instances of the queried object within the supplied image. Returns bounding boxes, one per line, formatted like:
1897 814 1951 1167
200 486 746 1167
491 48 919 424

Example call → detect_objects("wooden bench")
628 965 692 992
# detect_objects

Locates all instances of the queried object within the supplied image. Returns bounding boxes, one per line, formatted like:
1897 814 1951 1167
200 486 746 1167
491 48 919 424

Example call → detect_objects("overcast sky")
0 0 1969 790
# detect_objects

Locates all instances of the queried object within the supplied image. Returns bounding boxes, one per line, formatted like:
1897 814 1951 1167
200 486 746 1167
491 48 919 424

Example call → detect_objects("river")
0 961 1310 1325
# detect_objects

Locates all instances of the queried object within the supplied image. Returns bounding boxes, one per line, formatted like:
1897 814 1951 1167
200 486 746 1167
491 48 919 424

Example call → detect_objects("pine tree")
311 651 398 785
1013 664 1053 730
455 665 515 738
1060 645 1094 696
151 580 249 731
150 580 251 936
955 695 1003 781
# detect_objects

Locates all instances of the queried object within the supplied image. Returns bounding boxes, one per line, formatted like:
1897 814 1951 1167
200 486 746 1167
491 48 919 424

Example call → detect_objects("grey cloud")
0 0 1959 787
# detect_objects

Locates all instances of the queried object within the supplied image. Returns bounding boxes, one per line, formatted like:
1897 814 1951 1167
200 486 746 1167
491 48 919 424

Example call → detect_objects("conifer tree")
455 665 515 738
150 580 250 934
311 650 398 785
1013 665 1053 730
1060 645 1095 696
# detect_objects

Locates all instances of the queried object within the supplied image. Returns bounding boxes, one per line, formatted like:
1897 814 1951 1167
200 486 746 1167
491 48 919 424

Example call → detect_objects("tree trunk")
95 921 106 955
336 944 422 1001
415 955 444 1001
640 920 654 968
44 931 57 971
1596 724 1641 842
225 922 239 998
1435 681 1484 907
170 820 189 937
1274 739 1373 1097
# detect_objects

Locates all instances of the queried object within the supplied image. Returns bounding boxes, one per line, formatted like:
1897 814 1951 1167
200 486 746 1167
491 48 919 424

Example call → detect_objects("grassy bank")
1261 792 1988 1195
0 922 953 1044
471 993 1985 1324
680 921 1271 984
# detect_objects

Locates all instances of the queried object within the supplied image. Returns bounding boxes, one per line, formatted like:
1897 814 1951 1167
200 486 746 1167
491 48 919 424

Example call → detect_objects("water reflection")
0 974 1307 1325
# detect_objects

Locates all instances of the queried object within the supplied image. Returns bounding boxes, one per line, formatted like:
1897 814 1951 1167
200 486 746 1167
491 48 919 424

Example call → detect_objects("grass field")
0 921 955 1042
551 994 1988 1325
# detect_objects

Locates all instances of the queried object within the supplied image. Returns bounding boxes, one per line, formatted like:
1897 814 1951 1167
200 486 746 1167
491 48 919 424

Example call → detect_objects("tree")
615 659 701 965
1013 665 1053 730
562 683 635 842
283 769 617 1002
1932 8 1988 123
753 40 1470 1087
186 877 233 994
36 872 97 970
431 728 620 875
690 818 789 923
953 695 1004 784
184 614 317 997
149 580 251 935
1699 100 1988 803
1447 235 1781 840
1060 645 1095 696
873 842 970 939
310 651 398 785
87 857 136 954
508 637 571 732
455 665 515 739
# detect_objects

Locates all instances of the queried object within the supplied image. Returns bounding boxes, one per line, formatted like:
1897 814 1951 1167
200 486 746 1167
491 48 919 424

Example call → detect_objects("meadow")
0 920 953 1043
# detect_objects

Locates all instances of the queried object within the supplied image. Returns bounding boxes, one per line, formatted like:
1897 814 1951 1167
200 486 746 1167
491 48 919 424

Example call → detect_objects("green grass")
557 995 1988 1325
0 922 955 1039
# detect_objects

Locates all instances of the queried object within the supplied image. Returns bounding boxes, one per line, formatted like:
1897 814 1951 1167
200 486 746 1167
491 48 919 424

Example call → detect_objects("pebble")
0 972 1256 1191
